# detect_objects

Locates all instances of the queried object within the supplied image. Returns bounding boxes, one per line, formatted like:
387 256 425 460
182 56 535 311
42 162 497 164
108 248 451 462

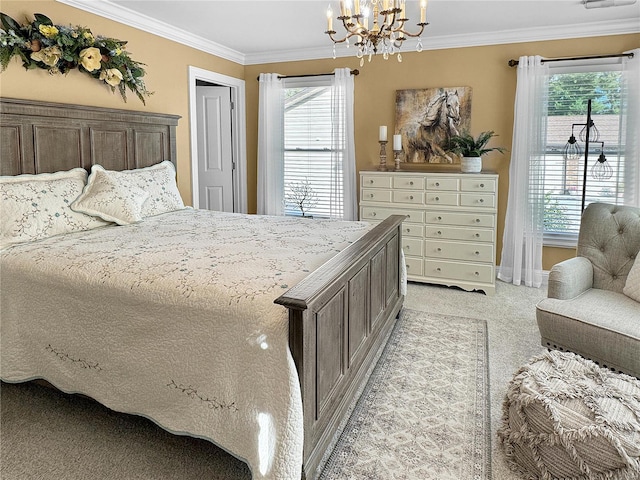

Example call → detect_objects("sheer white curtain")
331 68 357 220
498 56 549 288
622 49 640 207
257 73 284 215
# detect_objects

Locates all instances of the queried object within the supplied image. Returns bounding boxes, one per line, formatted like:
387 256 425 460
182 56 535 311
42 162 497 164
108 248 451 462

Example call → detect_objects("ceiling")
58 0 640 65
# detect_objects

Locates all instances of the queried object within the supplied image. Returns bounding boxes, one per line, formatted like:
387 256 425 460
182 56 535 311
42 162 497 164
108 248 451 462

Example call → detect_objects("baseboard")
494 265 549 287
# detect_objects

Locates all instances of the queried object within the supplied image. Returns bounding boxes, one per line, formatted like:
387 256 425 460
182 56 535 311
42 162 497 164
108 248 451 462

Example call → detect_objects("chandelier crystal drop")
325 0 429 63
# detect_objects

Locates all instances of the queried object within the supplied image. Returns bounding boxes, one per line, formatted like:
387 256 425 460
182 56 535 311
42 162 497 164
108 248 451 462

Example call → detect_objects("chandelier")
325 0 428 66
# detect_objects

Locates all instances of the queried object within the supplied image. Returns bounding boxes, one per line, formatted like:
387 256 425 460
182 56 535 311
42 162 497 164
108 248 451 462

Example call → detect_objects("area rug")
318 308 490 480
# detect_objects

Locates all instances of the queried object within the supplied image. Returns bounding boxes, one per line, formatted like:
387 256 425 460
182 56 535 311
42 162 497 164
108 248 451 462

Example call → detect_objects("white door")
196 86 234 212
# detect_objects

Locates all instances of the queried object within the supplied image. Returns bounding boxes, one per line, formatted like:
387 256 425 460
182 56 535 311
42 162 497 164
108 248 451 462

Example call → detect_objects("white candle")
420 0 427 22
354 0 360 15
327 5 333 30
379 126 387 141
393 134 402 151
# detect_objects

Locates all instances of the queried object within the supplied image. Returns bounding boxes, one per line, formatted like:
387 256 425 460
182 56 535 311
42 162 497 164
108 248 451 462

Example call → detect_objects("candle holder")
393 150 402 171
378 141 388 171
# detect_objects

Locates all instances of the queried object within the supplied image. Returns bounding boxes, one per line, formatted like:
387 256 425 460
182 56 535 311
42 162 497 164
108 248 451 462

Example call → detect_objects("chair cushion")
536 289 640 378
623 254 640 302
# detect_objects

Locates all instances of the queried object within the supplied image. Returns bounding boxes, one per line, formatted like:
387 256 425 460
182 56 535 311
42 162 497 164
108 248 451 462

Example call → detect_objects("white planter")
461 156 482 173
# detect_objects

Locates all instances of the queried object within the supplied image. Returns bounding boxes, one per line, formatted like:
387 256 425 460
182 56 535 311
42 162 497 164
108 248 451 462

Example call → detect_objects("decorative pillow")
96 161 184 218
0 168 109 250
623 254 640 302
71 165 150 225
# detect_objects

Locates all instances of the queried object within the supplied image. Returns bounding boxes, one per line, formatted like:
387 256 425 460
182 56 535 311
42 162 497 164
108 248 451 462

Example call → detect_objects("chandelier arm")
326 30 354 44
397 23 427 38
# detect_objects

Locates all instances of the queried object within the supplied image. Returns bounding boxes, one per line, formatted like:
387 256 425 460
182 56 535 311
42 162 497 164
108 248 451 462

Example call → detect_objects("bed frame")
0 97 404 480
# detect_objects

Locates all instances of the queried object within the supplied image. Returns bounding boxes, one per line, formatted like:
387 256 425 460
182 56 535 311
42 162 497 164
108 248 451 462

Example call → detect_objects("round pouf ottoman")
498 350 640 480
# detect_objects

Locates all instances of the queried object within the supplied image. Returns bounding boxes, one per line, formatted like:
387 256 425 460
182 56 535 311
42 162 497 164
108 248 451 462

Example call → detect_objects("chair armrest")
547 257 593 300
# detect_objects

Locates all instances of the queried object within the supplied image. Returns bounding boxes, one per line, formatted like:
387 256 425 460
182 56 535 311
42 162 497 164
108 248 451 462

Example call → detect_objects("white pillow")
0 168 109 250
623 254 640 302
71 165 150 225
94 161 184 218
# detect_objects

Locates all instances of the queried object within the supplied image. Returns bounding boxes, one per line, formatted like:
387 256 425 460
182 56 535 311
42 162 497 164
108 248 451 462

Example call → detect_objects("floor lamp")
562 99 613 213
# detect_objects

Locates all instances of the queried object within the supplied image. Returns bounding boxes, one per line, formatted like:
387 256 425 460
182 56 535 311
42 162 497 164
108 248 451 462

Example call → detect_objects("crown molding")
56 0 638 66
56 0 246 64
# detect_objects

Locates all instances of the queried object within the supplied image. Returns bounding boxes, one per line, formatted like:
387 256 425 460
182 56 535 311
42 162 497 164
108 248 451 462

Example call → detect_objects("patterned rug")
319 308 490 480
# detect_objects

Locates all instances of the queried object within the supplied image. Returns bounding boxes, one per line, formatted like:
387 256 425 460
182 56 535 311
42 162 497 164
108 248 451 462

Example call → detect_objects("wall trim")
56 0 638 66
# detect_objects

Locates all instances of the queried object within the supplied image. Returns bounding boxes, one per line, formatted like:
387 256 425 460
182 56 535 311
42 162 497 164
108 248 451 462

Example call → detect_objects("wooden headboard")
1 98 180 176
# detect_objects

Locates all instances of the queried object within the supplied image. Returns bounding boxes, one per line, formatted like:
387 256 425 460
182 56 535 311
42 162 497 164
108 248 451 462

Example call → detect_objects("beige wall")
1 2 638 269
245 34 640 270
0 0 243 203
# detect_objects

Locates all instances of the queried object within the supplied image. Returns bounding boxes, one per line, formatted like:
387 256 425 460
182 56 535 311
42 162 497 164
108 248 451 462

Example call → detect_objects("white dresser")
359 170 498 295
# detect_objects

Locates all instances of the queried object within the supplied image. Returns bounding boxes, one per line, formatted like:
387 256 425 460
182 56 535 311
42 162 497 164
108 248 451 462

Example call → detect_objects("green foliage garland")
0 12 152 104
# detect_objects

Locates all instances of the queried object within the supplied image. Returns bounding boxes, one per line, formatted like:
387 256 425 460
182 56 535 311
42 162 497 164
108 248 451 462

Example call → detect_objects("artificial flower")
79 47 101 71
38 24 58 38
30 45 61 67
83 32 94 43
100 68 123 86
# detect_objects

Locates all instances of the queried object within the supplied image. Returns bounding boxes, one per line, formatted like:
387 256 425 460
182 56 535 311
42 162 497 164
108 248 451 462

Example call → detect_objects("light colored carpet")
1 280 546 479
319 309 489 480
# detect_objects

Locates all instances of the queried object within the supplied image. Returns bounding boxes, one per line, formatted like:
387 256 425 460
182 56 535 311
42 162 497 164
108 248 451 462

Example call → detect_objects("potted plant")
447 130 506 173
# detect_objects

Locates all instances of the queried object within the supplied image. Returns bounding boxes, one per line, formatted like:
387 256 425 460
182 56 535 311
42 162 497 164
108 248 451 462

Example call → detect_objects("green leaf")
0 13 21 33
33 13 53 26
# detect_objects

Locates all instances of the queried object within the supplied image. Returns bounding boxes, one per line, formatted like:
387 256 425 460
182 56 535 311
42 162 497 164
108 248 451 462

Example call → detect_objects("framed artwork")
395 87 472 164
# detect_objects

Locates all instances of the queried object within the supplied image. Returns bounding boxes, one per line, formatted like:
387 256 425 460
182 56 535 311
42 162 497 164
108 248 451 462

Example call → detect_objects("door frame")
188 66 247 213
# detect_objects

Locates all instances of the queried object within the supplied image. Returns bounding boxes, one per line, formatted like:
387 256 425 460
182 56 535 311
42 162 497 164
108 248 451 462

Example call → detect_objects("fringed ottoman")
498 350 640 480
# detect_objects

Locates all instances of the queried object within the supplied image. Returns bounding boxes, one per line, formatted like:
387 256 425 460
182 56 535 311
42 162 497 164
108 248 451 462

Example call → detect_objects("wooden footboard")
275 215 405 480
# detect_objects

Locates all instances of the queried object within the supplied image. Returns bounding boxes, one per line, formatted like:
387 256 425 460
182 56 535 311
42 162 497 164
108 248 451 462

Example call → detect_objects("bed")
0 98 405 480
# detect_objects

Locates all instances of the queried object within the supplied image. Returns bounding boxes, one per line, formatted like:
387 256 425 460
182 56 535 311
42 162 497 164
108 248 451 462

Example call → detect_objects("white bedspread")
0 209 372 479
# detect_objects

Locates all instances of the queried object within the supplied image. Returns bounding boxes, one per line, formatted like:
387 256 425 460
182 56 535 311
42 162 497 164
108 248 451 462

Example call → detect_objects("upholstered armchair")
536 202 640 378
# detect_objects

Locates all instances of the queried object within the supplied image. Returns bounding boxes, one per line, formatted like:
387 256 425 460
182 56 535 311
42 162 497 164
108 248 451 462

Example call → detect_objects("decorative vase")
461 156 482 173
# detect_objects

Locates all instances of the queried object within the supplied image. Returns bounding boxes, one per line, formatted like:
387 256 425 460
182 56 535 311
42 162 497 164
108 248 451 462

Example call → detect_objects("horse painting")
395 87 472 164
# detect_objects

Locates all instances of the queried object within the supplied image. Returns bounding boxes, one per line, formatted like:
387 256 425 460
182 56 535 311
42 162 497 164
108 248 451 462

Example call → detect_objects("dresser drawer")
460 193 495 208
426 211 495 228
404 256 424 276
361 175 392 188
393 176 424 190
402 238 423 257
424 260 494 284
425 192 458 206
392 191 424 205
402 223 424 238
461 178 496 193
425 240 494 263
360 206 424 223
425 176 458 191
362 188 392 203
425 225 493 243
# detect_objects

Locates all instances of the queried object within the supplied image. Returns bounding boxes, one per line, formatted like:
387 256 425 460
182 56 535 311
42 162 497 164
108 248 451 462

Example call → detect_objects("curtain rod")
257 69 359 81
507 52 634 67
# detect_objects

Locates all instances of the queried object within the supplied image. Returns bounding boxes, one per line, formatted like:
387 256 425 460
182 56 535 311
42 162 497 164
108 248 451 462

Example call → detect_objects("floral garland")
0 13 152 104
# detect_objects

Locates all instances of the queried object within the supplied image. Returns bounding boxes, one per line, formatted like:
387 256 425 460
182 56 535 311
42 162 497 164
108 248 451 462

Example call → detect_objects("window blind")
283 85 343 218
541 67 624 246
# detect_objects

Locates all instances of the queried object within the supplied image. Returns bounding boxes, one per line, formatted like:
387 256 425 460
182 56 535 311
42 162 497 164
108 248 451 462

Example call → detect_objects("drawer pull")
437 248 442 252
437 231 442 235
475 272 480 276
436 267 441 272
405 228 411 233
370 180 374 184
479 198 484 203
409 195 414 200
475 251 480 255
410 181 414 185
372 212 377 217
435 182 440 187
405 245 410 249
475 218 481 223
480 183 485 188
406 264 410 269
370 193 374 198
437 216 442 221
407 214 411 219
475 233 480 238
435 196 440 201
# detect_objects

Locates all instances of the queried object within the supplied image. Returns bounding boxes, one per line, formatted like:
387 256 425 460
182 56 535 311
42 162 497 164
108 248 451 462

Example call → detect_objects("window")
282 78 343 218
541 62 627 246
